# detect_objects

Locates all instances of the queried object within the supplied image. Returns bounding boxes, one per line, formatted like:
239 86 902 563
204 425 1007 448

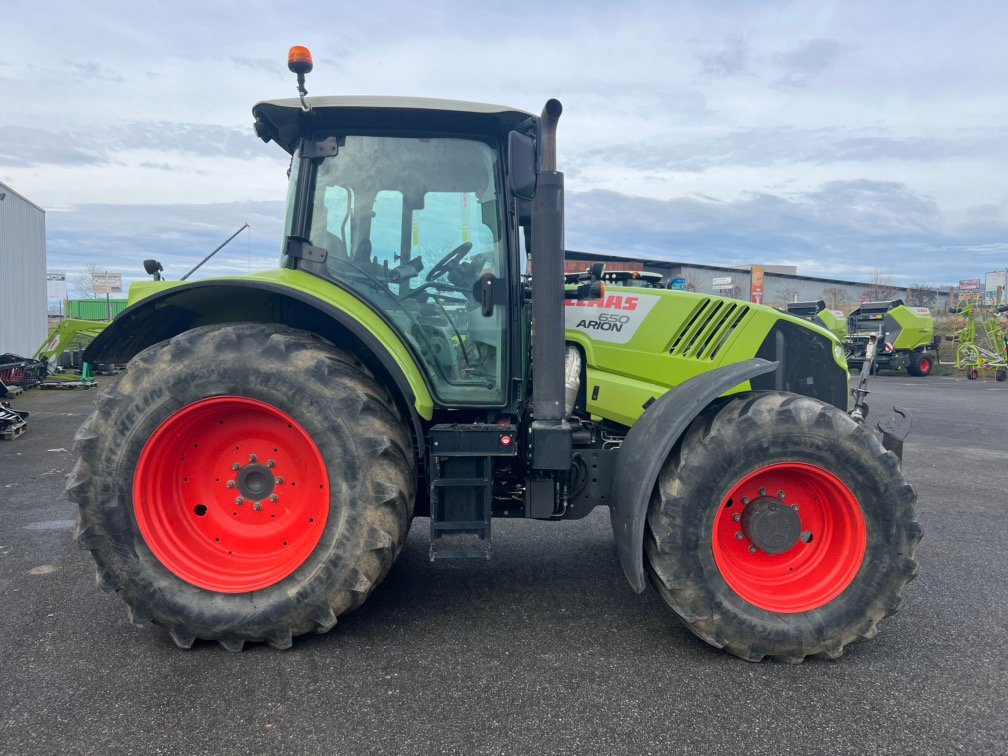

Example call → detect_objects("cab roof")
252 96 535 154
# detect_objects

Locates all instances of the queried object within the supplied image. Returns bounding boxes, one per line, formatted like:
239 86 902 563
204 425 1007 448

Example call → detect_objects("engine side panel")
565 288 848 425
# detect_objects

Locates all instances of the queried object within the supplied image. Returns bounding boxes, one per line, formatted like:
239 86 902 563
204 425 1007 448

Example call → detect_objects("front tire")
645 392 921 662
68 323 415 650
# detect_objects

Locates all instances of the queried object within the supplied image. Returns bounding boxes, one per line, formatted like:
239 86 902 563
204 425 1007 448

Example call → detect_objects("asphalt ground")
1 373 1006 755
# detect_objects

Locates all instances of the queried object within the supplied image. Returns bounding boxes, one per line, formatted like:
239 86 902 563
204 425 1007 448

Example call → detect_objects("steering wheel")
427 242 472 281
400 280 468 299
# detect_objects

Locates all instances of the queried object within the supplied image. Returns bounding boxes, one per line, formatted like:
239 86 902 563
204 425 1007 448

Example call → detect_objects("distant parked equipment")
949 295 1008 381
846 300 938 377
785 301 848 342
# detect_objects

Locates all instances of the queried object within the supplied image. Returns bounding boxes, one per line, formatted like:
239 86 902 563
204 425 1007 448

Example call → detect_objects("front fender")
609 358 779 593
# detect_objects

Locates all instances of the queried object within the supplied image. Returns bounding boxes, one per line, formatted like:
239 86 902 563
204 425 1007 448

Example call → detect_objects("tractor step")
427 423 516 561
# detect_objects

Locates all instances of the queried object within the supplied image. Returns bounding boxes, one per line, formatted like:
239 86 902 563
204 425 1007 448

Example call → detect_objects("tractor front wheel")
645 392 921 662
69 323 415 650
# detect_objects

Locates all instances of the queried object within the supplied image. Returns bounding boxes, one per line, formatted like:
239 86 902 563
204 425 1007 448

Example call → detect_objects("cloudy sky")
2 1 1006 291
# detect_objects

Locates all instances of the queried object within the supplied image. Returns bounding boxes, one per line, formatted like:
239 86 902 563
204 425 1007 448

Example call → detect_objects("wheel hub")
236 463 276 501
740 496 801 555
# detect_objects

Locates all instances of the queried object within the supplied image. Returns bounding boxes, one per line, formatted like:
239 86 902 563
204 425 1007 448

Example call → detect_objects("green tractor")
785 300 848 342
846 300 938 376
69 49 921 661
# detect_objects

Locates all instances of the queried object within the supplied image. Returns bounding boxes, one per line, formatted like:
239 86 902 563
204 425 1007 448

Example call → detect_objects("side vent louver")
669 299 751 360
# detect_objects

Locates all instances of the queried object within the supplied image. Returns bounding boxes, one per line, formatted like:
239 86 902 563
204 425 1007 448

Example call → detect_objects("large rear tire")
645 392 921 662
68 323 415 650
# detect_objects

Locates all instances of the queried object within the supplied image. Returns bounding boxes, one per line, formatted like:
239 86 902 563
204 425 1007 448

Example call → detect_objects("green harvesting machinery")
846 300 938 376
785 300 848 342
69 48 920 661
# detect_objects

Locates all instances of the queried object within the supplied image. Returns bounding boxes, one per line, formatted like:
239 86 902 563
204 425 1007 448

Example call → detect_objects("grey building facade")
0 181 47 356
566 251 951 312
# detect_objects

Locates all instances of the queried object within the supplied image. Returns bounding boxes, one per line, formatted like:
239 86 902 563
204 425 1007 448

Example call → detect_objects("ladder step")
432 477 489 488
429 532 490 561
432 520 490 531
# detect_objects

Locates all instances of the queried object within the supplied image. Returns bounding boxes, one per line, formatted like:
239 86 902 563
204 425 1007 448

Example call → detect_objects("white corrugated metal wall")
0 181 47 356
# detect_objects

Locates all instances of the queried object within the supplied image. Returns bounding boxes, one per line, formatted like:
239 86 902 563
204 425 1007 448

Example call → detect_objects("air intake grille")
668 299 751 360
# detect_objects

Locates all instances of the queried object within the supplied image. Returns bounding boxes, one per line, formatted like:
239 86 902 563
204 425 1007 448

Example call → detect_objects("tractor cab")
253 96 534 407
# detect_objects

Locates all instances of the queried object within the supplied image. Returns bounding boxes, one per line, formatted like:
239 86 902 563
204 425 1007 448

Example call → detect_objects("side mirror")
507 131 537 201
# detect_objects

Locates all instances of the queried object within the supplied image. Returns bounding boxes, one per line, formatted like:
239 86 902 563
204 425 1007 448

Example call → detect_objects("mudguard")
83 277 433 451
609 357 779 593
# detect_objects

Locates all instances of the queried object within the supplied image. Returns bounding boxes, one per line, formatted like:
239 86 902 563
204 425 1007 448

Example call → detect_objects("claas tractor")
69 48 921 661
785 300 848 342
846 300 938 376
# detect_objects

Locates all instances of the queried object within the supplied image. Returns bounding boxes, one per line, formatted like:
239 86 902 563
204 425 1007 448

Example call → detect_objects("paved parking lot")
1 374 1006 755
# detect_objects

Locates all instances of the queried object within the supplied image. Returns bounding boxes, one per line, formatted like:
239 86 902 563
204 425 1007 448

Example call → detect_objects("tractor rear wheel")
68 323 415 650
645 392 921 662
906 352 933 377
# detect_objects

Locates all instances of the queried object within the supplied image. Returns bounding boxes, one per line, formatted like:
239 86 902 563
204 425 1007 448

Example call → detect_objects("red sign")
959 279 982 292
750 267 765 304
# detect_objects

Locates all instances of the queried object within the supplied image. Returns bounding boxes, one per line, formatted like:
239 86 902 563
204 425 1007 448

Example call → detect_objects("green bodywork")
848 302 933 351
565 290 847 427
888 306 934 351
814 309 848 341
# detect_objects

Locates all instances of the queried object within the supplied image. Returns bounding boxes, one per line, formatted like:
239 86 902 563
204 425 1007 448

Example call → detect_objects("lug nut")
778 491 786 499
759 488 767 496
235 497 244 505
741 497 750 505
732 513 741 522
226 481 236 489
748 545 757 554
735 532 745 541
276 477 284 485
249 454 257 463
253 503 262 511
232 463 240 471
267 459 276 468
792 504 799 511
269 494 279 503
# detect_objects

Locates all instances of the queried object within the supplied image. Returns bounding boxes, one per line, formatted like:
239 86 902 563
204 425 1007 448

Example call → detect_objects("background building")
0 181 47 356
565 251 951 312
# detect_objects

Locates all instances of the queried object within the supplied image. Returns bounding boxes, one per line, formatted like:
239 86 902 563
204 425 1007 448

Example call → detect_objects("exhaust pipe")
531 99 565 423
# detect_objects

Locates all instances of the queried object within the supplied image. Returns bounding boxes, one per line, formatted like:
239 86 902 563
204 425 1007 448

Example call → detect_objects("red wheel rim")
133 397 329 593
919 357 932 375
711 463 866 613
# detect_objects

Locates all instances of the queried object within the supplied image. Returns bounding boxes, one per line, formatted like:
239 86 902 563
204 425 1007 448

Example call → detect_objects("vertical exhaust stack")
531 99 566 424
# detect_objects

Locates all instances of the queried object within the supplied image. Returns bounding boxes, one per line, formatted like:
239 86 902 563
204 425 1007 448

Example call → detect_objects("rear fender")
83 278 433 454
609 358 778 593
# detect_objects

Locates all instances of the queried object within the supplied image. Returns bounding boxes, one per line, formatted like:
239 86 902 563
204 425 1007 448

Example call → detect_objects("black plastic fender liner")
82 279 428 457
609 358 779 593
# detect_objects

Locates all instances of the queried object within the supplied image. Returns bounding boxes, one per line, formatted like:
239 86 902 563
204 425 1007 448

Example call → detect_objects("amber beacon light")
288 46 313 74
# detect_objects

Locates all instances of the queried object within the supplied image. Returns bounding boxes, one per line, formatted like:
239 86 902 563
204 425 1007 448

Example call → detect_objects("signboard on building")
959 279 982 292
670 277 686 291
750 266 765 304
92 272 122 294
985 271 1006 304
712 275 734 291
46 271 67 316
46 271 67 300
